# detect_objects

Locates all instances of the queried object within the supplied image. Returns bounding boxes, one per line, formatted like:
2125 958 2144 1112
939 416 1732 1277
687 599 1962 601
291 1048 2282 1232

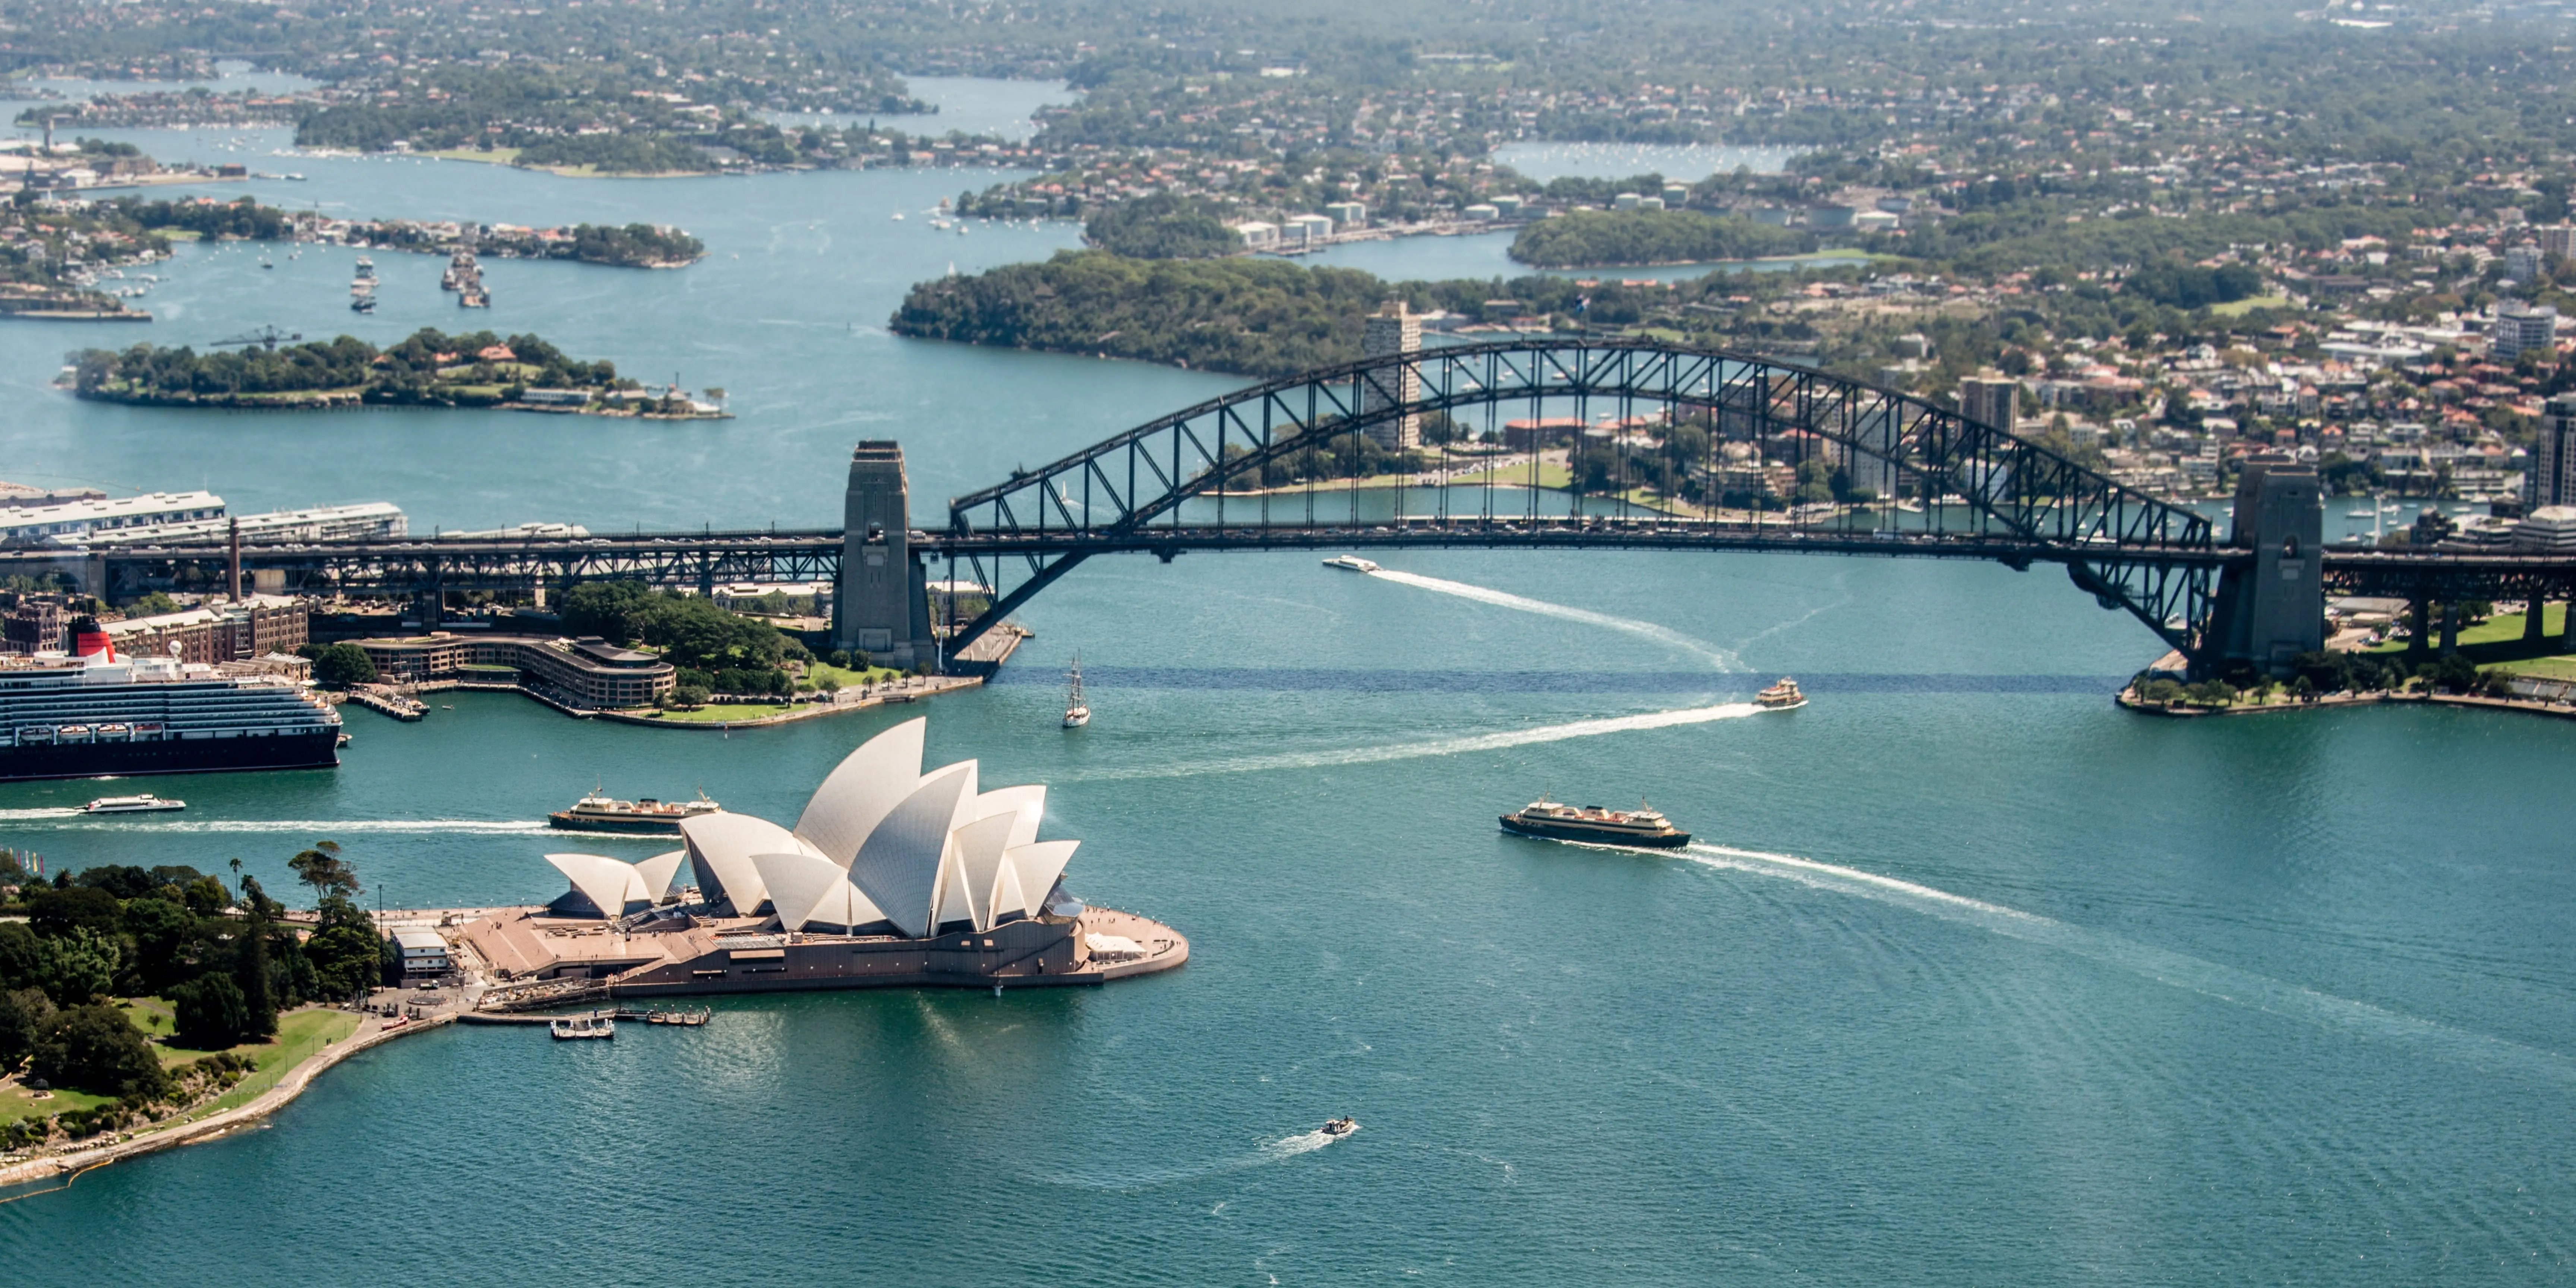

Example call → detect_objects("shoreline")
2116 686 2576 722
0 1010 449 1195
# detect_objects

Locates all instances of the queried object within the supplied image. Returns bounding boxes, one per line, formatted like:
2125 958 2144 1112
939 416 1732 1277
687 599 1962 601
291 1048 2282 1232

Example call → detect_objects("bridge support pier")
2441 602 2461 655
2208 455 2323 678
2408 594 2431 661
834 441 935 670
2527 595 2548 645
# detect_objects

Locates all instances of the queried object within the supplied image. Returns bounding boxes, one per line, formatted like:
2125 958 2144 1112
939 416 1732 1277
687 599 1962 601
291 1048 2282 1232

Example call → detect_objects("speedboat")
82 794 185 814
1322 555 1380 573
1322 1117 1359 1137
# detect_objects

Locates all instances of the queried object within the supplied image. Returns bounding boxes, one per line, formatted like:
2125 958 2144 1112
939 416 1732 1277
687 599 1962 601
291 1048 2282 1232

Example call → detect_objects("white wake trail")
1683 843 2576 1084
0 818 554 835
1068 702 1767 782
1366 568 1740 670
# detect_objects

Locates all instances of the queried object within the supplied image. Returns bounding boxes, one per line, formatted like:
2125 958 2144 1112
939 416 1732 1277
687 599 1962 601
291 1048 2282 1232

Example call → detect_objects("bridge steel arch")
941 338 2219 662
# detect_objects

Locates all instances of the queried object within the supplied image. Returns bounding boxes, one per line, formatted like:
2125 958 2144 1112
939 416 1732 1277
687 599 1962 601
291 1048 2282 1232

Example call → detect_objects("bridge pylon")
836 441 935 669
2207 453 2324 678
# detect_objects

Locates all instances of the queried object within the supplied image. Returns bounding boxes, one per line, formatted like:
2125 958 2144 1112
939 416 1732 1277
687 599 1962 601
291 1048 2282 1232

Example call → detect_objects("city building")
0 490 224 543
351 633 676 708
105 595 309 665
1286 213 1333 243
1360 301 1423 449
1323 200 1367 228
2531 395 2576 510
74 501 407 548
2488 301 2559 362
2540 224 2576 260
392 928 451 976
2 598 65 654
2515 505 2576 552
1956 374 2020 430
2506 242 2547 282
1232 221 1279 249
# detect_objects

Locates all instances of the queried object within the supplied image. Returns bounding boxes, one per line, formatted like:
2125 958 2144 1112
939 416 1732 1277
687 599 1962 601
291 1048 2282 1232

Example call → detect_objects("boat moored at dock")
0 622 342 783
1499 799 1691 849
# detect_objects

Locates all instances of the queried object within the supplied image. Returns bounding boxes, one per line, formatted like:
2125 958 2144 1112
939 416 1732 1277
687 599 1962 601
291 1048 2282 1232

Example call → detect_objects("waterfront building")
1360 301 1423 449
351 632 675 708
2488 301 2559 362
2530 395 2576 509
1324 200 1367 228
1956 374 2020 431
106 594 309 665
1489 195 1524 220
1462 203 1499 222
1232 221 1279 249
392 929 451 976
0 490 223 543
2514 505 2576 552
1287 213 1333 243
462 719 1185 998
75 501 406 548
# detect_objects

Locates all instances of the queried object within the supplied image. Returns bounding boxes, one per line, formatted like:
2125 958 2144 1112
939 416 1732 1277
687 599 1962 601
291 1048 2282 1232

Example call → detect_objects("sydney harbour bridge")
12 338 2573 679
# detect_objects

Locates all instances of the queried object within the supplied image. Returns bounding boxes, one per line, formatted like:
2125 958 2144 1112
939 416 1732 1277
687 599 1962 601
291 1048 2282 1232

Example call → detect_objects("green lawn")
3 1006 357 1128
423 146 523 165
1447 460 1573 489
2368 606 2576 672
649 702 804 722
806 662 907 688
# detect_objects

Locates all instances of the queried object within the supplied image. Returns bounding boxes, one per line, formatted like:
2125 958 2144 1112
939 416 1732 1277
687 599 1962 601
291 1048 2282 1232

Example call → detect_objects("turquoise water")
1 83 2573 1286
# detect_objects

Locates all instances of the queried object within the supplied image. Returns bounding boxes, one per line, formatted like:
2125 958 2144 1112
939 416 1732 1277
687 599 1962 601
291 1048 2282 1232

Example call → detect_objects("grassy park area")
4 1006 358 1128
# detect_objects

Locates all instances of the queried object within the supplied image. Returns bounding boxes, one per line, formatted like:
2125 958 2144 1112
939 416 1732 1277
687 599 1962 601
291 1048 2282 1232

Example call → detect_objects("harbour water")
1 82 2573 1285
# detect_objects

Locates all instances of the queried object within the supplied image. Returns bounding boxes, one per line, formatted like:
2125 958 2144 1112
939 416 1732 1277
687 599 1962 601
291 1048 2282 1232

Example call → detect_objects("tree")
37 928 120 1006
0 986 53 1070
669 684 710 708
306 894 382 1001
31 1003 169 1099
303 642 378 688
26 885 121 938
288 840 359 902
0 921 41 992
234 902 278 1041
170 971 249 1050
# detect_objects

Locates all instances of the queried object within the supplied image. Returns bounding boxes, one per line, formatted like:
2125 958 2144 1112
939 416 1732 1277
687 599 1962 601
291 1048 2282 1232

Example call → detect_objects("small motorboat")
82 793 186 814
549 1015 615 1041
1322 1117 1359 1137
1322 555 1381 573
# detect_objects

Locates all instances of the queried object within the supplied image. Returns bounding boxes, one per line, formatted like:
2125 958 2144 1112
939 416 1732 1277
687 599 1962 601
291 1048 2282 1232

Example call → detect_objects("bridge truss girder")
941 338 2217 660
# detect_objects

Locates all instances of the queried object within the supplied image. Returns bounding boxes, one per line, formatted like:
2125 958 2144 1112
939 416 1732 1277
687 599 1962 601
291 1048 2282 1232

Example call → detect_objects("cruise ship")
0 620 342 782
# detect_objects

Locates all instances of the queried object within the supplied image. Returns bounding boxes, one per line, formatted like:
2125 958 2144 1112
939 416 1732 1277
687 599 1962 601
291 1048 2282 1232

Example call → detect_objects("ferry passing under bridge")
12 339 2573 678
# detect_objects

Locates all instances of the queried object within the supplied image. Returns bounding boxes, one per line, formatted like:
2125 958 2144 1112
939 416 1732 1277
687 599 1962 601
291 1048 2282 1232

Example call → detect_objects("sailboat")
1063 654 1091 729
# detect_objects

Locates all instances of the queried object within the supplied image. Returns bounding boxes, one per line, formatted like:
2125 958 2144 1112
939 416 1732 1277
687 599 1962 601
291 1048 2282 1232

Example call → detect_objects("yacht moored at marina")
81 793 186 814
1323 555 1381 573
1499 799 1691 849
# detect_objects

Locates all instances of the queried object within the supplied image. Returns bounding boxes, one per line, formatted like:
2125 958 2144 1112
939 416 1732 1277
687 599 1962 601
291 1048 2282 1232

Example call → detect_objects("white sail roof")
948 811 1020 932
679 812 824 915
793 717 928 868
634 851 686 902
752 851 889 932
970 784 1047 852
545 852 663 917
1003 840 1079 921
848 760 978 938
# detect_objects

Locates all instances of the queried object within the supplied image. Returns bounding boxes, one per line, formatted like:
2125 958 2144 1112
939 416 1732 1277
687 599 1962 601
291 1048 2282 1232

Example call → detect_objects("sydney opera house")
456 718 1186 1000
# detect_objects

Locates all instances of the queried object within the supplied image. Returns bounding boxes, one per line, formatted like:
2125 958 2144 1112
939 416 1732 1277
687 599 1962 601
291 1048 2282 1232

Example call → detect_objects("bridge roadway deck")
8 525 2573 596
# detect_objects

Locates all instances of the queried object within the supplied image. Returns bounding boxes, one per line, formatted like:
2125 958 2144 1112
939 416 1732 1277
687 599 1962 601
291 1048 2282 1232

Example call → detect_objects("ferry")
1063 655 1091 729
1322 555 1381 573
547 790 723 835
1498 799 1690 849
1756 677 1806 710
82 793 186 814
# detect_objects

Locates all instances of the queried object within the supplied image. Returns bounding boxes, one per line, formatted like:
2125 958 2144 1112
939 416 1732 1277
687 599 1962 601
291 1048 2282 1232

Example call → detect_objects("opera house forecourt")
458 718 1186 1003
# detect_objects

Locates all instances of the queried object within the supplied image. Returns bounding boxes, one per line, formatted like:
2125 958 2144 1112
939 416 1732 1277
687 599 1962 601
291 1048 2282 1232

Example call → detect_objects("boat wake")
1038 1126 1356 1191
1681 842 2576 1085
0 817 553 834
1365 568 1740 670
1068 702 1765 782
